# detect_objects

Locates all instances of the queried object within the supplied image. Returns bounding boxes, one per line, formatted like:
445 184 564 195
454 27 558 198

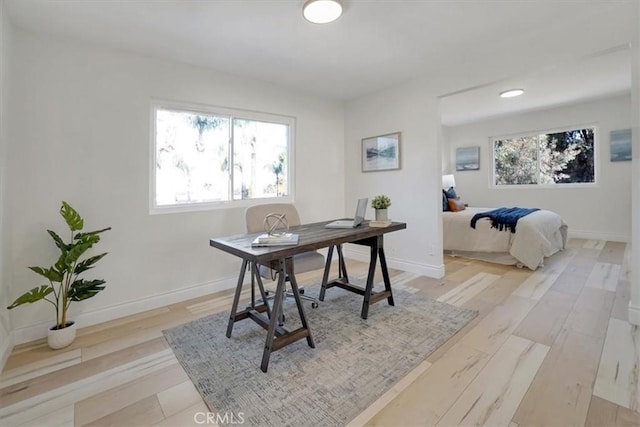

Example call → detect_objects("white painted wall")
443 95 632 242
629 1 640 326
344 79 444 278
0 0 13 369
7 30 345 343
3 0 636 344
343 1 635 280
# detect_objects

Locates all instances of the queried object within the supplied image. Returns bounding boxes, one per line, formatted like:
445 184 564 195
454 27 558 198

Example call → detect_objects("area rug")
163 283 477 427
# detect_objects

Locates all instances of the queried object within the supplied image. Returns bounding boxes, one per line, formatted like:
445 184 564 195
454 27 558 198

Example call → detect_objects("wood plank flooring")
1 239 639 426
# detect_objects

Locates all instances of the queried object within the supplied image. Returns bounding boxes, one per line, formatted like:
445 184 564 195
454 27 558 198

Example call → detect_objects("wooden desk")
209 220 406 372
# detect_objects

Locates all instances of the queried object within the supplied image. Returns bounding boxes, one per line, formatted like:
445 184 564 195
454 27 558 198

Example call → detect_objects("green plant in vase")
7 201 111 348
371 194 392 221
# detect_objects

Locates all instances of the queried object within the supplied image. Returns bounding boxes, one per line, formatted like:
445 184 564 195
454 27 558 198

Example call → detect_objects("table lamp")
442 174 456 190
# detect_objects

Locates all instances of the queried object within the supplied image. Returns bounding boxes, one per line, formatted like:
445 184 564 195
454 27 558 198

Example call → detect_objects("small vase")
48 321 76 350
375 208 388 221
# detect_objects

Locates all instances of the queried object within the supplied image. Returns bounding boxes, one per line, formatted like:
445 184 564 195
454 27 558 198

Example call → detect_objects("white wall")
7 30 345 343
443 95 632 242
343 2 635 280
344 79 444 277
4 1 636 343
629 1 640 325
0 0 13 369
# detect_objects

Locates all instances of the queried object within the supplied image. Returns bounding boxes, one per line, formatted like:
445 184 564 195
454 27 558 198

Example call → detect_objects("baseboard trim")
0 333 13 372
568 230 630 243
11 275 239 345
628 303 640 326
341 247 444 278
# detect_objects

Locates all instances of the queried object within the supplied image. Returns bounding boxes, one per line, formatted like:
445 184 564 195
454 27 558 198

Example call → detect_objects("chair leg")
258 269 320 327
285 290 319 308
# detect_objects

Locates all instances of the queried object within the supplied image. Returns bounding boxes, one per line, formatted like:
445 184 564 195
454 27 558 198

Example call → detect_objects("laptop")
325 198 368 229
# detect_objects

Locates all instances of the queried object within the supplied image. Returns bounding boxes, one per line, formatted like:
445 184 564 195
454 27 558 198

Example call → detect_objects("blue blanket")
470 207 539 233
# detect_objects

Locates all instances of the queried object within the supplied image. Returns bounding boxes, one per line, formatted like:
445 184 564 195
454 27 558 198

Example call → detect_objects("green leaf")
47 230 68 251
68 279 106 301
29 266 63 282
55 253 69 272
74 253 108 275
7 285 53 309
77 233 100 246
64 242 93 266
60 201 84 232
74 227 111 240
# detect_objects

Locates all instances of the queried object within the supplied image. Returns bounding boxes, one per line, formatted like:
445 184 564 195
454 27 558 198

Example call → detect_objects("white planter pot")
375 209 388 221
48 321 76 350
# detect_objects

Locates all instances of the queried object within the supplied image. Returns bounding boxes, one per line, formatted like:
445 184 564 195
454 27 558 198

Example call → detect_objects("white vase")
375 208 388 221
48 321 76 349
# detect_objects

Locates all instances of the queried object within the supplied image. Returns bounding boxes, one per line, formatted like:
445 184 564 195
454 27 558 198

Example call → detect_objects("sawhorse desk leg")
225 258 315 372
319 236 394 319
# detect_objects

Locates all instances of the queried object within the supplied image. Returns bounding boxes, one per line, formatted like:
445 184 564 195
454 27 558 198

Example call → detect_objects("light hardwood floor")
1 239 639 426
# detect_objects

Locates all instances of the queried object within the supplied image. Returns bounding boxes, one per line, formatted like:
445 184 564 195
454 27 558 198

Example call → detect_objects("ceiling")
440 46 632 126
5 0 636 109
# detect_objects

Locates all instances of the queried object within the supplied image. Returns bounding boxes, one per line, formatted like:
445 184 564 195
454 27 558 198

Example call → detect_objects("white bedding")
443 207 567 270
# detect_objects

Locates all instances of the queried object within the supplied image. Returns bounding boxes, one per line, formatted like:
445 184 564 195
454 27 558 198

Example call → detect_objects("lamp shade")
303 0 343 24
442 174 456 189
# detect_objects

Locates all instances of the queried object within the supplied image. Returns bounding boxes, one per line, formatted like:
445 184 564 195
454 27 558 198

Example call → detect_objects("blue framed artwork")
456 146 480 171
610 129 632 162
362 132 401 172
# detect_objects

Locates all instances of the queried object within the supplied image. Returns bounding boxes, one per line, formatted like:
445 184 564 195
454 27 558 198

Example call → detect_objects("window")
492 126 595 186
151 102 293 212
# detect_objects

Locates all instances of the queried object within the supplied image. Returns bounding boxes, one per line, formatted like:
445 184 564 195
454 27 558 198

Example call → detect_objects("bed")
443 207 568 270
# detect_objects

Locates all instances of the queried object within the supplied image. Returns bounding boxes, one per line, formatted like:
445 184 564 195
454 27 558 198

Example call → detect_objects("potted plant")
371 194 392 221
7 201 111 349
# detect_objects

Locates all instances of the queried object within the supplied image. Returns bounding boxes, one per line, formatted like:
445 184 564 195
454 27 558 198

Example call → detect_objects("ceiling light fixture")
303 0 343 24
499 89 525 98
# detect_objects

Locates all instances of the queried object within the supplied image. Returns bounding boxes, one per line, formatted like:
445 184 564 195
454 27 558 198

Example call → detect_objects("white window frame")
489 123 599 189
149 100 295 214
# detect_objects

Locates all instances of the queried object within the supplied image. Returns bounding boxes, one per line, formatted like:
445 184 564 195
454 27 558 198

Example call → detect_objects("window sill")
490 183 598 190
149 196 295 215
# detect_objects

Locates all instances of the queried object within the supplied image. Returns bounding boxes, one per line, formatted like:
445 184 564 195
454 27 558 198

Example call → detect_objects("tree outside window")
153 105 292 210
493 127 595 186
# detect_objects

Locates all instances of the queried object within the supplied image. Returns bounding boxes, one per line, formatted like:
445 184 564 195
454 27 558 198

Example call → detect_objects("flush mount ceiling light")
303 0 343 24
499 89 525 98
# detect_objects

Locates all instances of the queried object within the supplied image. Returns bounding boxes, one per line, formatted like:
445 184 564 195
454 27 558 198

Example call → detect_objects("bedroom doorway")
436 45 632 270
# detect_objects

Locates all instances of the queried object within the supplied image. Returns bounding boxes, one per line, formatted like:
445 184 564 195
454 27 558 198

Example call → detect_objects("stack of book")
251 233 299 247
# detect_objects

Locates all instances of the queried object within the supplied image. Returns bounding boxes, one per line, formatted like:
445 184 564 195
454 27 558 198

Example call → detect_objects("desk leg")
261 259 287 373
361 240 378 320
226 259 248 338
252 262 272 319
287 260 315 349
378 246 395 306
319 245 334 301
337 244 349 282
250 263 255 308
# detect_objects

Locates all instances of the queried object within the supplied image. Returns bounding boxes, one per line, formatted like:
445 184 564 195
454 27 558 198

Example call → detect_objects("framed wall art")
610 128 632 162
456 146 480 171
361 132 401 172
